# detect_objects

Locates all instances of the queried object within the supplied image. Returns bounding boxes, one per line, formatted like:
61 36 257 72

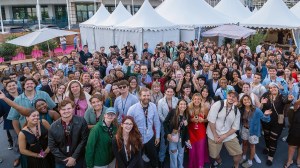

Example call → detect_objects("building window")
12 6 48 20
55 5 67 20
1 7 5 20
76 4 95 23
106 6 115 13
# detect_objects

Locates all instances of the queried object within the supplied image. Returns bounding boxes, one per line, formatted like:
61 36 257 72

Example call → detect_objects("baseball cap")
105 107 116 115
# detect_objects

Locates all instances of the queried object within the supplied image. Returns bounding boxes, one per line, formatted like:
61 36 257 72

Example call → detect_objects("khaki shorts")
208 137 242 159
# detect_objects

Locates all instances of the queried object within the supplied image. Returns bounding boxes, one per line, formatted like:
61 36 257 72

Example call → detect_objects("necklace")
27 124 40 139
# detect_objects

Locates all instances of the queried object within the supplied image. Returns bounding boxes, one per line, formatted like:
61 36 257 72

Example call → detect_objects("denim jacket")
242 108 270 137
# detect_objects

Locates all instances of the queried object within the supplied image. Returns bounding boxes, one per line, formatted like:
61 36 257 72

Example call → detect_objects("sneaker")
242 161 253 168
142 153 150 162
254 154 261 163
240 157 247 164
211 161 222 168
8 144 13 150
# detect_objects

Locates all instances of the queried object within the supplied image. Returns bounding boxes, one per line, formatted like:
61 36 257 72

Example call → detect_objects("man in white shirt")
207 90 242 168
241 67 254 83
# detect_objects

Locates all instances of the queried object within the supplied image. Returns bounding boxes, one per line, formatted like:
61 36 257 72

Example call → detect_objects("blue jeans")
169 141 184 168
159 125 167 162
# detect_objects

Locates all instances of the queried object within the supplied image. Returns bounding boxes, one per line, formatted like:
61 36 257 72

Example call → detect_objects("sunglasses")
119 85 127 89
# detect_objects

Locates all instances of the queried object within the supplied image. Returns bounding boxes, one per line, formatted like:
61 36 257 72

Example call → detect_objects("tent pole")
47 41 51 59
0 2 4 34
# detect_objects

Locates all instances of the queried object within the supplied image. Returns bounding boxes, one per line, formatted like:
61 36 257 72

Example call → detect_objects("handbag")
272 102 284 124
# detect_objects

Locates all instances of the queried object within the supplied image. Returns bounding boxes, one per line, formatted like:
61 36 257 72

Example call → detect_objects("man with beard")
49 99 88 168
207 90 242 168
207 69 220 99
127 87 160 168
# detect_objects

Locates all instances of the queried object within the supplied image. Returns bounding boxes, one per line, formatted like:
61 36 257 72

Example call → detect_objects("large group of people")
0 39 300 168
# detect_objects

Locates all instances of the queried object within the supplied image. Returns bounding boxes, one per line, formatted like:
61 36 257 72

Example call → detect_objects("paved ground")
0 121 296 168
0 82 298 168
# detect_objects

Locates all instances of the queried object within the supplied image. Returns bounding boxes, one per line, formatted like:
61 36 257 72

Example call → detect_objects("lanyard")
143 105 149 130
122 95 129 114
221 89 227 99
124 144 131 162
222 105 233 128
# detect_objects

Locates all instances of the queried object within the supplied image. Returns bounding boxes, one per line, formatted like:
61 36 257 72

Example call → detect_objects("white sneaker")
254 154 261 164
142 153 150 162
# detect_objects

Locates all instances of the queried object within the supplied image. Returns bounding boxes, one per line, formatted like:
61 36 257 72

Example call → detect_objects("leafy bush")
0 35 18 61
38 39 58 52
247 32 267 53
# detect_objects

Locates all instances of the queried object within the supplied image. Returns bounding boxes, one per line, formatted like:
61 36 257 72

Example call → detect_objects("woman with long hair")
260 82 294 166
200 87 214 110
35 61 45 76
79 72 91 85
163 99 190 168
128 76 140 98
179 83 192 103
188 93 209 168
53 84 66 106
84 94 108 129
105 82 120 107
18 110 54 168
85 108 117 168
230 69 243 94
239 95 271 168
64 80 91 117
112 116 143 168
150 81 163 107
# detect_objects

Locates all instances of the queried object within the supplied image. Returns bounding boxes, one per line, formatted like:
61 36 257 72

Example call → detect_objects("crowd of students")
0 39 300 168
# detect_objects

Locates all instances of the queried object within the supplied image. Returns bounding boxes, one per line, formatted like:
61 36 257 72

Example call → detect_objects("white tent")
241 0 300 53
214 0 252 23
155 0 232 41
241 0 300 29
94 1 132 51
79 4 110 52
252 7 258 13
115 0 179 55
291 1 300 19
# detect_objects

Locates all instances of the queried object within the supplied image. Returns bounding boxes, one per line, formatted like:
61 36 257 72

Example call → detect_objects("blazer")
112 138 143 168
206 79 220 98
48 116 89 164
157 97 179 122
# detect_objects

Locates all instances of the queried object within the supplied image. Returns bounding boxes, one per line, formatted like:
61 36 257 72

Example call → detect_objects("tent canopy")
116 0 177 31
201 24 256 39
241 0 300 29
96 1 132 28
155 0 232 28
291 1 300 19
214 0 252 23
7 28 77 47
79 4 110 28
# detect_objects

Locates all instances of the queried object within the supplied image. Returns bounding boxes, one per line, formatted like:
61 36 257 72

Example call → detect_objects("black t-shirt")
79 50 92 65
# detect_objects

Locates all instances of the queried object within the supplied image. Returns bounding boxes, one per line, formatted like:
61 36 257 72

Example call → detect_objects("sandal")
284 160 293 168
13 159 20 167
